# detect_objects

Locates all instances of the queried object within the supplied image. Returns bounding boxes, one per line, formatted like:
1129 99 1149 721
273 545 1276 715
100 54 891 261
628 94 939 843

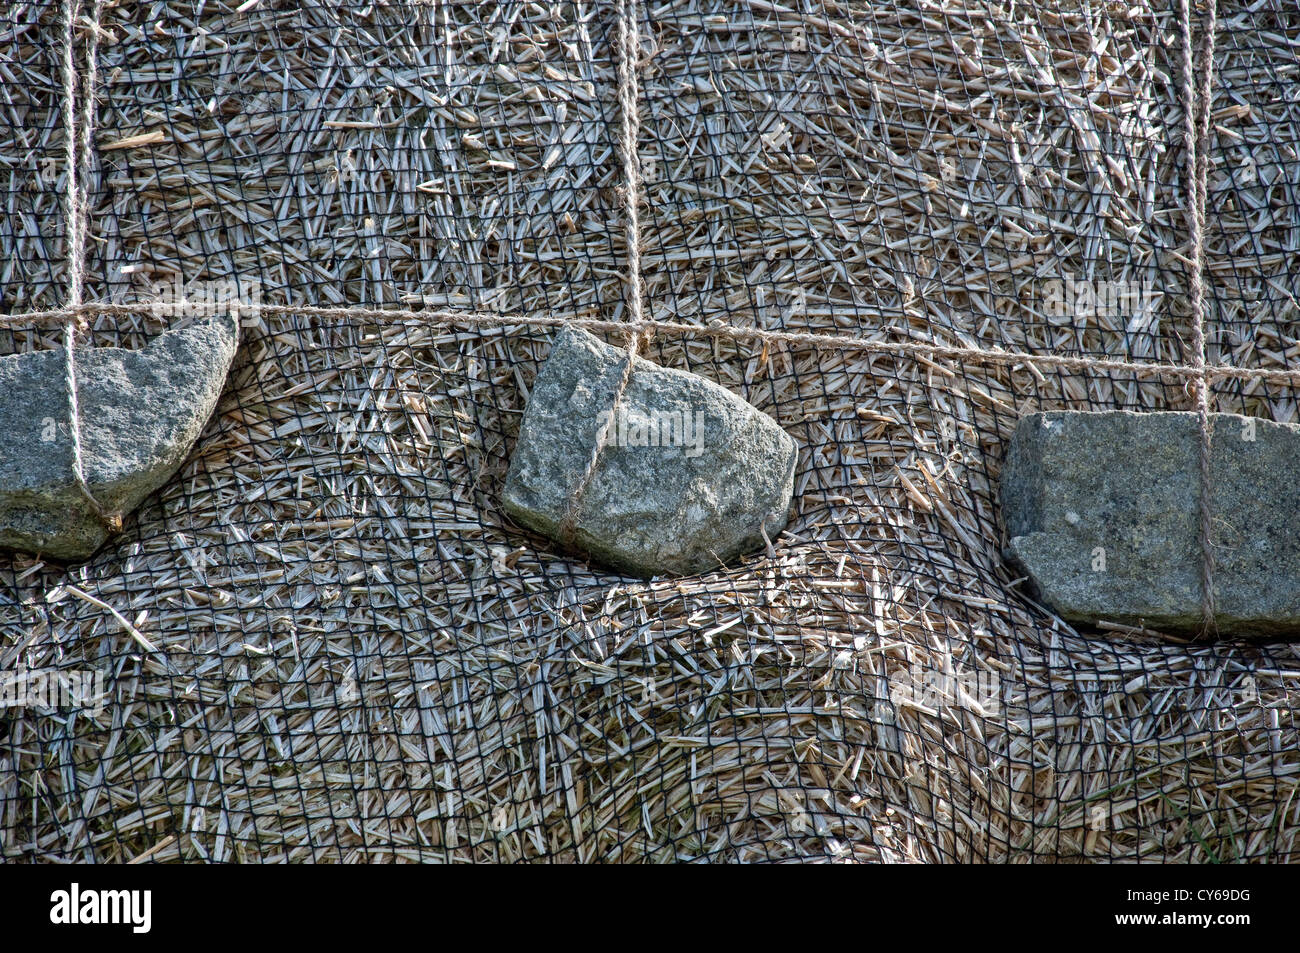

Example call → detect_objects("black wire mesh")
1 0 1298 862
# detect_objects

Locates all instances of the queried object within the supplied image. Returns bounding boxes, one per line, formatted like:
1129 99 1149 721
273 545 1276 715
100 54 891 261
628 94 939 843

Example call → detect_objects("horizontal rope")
5 300 1299 388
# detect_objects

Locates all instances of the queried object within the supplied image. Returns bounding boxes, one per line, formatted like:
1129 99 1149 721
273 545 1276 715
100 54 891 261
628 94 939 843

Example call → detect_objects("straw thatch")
2 0 1298 862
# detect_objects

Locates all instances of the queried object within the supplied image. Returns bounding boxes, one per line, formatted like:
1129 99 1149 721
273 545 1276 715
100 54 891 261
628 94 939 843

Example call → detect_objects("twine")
25 0 1236 616
10 302 1300 385
1179 0 1219 637
59 0 120 531
557 0 651 546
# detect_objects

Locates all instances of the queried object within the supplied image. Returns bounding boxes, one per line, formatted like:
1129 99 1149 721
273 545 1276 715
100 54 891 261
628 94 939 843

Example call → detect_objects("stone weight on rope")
503 327 797 577
1001 410 1300 637
0 312 238 562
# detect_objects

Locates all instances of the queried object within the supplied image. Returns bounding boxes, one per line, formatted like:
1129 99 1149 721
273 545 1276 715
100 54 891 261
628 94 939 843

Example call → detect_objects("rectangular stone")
1000 410 1300 637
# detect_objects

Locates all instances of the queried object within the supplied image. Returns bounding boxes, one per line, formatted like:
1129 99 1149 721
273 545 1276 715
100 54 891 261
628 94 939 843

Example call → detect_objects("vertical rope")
60 0 118 530
1178 0 1218 636
612 0 648 338
558 0 649 545
60 0 83 310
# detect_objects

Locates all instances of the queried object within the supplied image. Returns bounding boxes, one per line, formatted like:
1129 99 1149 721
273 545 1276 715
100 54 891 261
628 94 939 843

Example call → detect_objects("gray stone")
503 326 798 577
1001 410 1300 636
0 312 239 561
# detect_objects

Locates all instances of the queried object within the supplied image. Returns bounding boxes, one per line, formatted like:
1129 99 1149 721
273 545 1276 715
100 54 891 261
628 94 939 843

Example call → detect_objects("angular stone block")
0 312 239 561
1001 410 1300 636
503 327 797 577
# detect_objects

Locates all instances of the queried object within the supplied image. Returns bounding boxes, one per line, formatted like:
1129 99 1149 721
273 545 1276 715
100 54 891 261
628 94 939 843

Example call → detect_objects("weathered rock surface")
0 312 239 561
503 326 798 577
1001 410 1300 636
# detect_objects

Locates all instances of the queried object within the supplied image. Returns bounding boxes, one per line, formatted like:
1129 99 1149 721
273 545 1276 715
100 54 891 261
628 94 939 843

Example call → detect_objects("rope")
557 0 650 545
1179 0 1218 637
16 0 1242 609
59 0 119 531
9 301 1300 387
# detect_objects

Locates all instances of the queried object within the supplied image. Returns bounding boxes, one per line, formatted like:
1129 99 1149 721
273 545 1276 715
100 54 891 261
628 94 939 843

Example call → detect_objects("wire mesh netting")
2 0 1298 862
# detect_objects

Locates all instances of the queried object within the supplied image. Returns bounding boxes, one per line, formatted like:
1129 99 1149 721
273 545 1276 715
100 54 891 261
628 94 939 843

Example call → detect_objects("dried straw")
1 0 1298 863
